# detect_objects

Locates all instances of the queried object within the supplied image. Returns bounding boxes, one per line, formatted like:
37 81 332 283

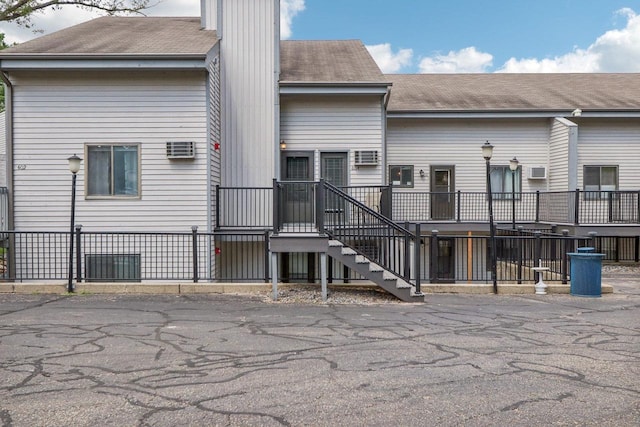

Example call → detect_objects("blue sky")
2 0 640 73
291 0 640 72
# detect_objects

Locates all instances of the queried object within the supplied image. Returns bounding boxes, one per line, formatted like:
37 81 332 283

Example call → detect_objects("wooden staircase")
327 239 425 302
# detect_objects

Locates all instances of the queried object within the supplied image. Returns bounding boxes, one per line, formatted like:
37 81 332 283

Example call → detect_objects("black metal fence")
0 227 636 284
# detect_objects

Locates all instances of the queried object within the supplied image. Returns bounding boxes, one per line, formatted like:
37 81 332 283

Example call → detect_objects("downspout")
0 70 14 232
382 88 391 185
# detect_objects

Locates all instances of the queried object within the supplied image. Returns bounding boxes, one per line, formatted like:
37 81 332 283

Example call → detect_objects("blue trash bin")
568 247 605 297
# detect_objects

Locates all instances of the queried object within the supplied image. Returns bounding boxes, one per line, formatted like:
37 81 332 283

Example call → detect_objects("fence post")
387 185 393 221
636 236 640 263
534 231 542 283
192 226 199 283
456 190 461 222
608 191 614 223
403 222 411 280
574 189 581 225
430 230 439 284
264 231 270 283
215 185 221 230
272 179 280 235
316 179 325 234
535 190 540 223
75 225 82 283
6 232 15 280
414 223 421 294
561 229 569 284
517 226 523 284
588 231 598 250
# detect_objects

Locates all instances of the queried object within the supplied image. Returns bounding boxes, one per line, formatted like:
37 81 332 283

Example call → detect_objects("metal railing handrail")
322 180 422 292
322 181 410 236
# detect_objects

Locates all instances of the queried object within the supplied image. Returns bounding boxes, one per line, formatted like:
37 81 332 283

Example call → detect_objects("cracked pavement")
0 289 639 426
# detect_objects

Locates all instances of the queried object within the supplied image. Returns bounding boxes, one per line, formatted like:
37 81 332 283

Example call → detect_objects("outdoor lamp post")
67 154 82 293
509 157 519 230
482 142 498 293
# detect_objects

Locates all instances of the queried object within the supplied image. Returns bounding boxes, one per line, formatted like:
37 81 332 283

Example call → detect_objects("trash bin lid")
577 247 595 253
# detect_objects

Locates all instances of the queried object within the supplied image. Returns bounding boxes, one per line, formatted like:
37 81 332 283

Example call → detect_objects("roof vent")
166 141 195 159
354 150 379 166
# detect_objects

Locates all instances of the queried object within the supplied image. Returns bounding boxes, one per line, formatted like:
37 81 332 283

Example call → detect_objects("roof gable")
280 40 386 84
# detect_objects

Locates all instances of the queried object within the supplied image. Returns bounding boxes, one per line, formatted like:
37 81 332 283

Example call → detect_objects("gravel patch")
260 285 402 305
602 263 640 278
257 263 640 304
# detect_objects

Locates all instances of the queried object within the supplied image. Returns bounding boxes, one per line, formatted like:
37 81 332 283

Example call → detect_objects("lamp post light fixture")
67 154 81 293
509 157 519 230
482 141 498 294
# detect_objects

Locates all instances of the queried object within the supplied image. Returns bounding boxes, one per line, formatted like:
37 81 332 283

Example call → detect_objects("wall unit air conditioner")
166 141 195 159
528 166 547 180
354 150 379 166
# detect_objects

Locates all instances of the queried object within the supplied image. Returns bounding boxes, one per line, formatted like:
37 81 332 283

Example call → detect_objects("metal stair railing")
321 180 421 293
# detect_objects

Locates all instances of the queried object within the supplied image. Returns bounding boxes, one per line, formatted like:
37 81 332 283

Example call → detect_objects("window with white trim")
489 165 521 199
584 165 618 199
87 144 140 197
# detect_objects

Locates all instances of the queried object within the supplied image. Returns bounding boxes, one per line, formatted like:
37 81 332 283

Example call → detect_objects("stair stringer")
327 240 424 302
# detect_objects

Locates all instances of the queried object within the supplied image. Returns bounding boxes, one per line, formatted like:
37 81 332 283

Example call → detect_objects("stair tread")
327 240 424 303
355 255 369 264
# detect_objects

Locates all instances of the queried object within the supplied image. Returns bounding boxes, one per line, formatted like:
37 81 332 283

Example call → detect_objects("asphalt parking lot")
1 288 639 426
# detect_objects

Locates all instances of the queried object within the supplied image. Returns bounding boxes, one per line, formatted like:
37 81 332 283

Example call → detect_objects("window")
389 165 413 187
85 254 141 282
489 165 521 199
584 166 618 199
87 144 140 197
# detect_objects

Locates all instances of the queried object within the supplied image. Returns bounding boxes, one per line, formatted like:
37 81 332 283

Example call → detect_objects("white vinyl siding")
387 118 550 193
280 95 385 186
548 117 577 191
11 70 208 231
220 0 278 187
577 119 640 190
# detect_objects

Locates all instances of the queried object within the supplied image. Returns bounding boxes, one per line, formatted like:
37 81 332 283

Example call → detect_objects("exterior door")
281 152 314 224
431 166 455 220
436 238 455 282
321 152 348 219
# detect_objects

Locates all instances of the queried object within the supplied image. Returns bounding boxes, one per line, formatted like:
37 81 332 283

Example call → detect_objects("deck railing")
216 184 640 229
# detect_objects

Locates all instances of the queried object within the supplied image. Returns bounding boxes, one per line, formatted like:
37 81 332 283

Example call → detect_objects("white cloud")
366 43 413 73
280 0 305 39
498 8 640 72
419 47 493 73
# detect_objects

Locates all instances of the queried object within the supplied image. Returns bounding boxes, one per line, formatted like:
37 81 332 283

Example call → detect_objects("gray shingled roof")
0 17 217 57
386 74 640 112
280 40 386 84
